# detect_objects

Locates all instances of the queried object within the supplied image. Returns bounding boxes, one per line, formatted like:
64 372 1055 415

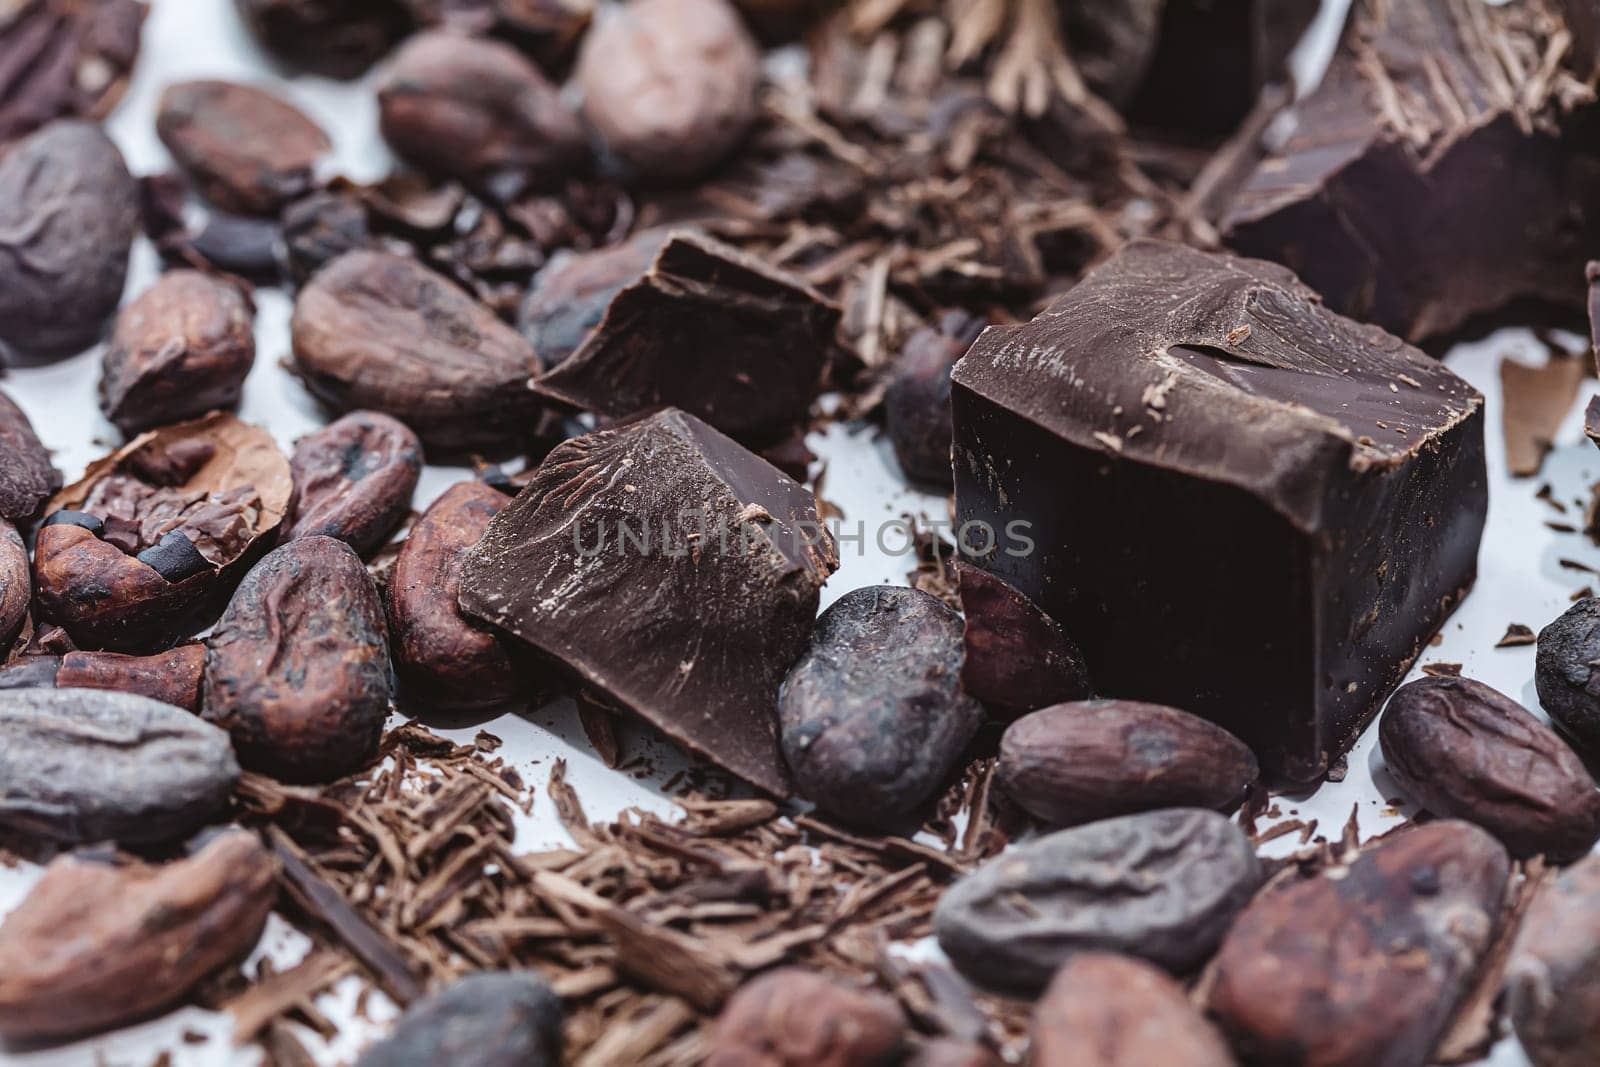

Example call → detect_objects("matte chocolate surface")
951 240 1486 783
459 408 838 795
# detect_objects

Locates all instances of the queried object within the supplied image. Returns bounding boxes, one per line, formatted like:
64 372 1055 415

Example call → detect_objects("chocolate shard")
955 561 1090 714
951 240 1486 784
530 231 841 445
459 408 838 795
1216 0 1600 342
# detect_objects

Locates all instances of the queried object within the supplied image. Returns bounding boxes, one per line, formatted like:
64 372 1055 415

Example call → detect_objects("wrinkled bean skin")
1380 676 1600 860
205 535 391 782
0 389 60 521
705 968 906 1067
290 250 546 452
354 972 562 1067
1031 953 1236 1067
378 31 586 199
934 809 1261 993
235 0 414 79
0 0 147 147
955 562 1090 714
0 521 26 647
998 700 1259 828
387 482 519 714
156 80 331 215
1508 855 1600 1067
282 410 422 556
1208 821 1510 1067
1537 598 1600 752
0 688 239 845
0 120 139 356
779 586 983 829
576 0 760 182
517 229 671 369
98 270 257 435
0 831 277 1042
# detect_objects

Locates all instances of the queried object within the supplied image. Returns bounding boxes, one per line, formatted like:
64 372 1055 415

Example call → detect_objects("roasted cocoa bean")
0 520 26 647
0 645 206 710
778 586 983 829
387 481 519 714
998 700 1258 828
1380 675 1600 860
282 410 422 555
1207 820 1510 1067
205 535 391 781
0 389 60 521
1508 854 1600 1067
575 0 760 182
354 971 562 1067
98 270 257 435
906 1040 1002 1067
1031 952 1235 1067
32 412 291 652
0 120 139 356
0 0 147 147
934 808 1260 992
884 316 982 486
0 830 277 1041
282 189 373 284
705 967 906 1067
1537 597 1600 751
517 228 672 369
956 562 1090 713
235 0 414 79
0 688 239 845
378 31 586 199
290 249 546 452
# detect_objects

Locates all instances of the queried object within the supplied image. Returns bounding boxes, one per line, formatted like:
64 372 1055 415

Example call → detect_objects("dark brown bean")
290 250 546 452
0 830 277 1041
884 316 982 486
0 389 60 521
1508 854 1600 1067
0 645 207 711
706 968 906 1067
779 586 983 829
235 0 414 79
0 520 26 648
575 0 760 182
204 535 391 782
1207 820 1510 1067
282 188 372 284
998 700 1258 828
1537 597 1600 751
906 1040 1002 1067
387 481 519 714
0 688 239 845
956 562 1090 714
156 80 331 215
1380 675 1600 860
354 972 562 1067
282 410 422 555
98 270 257 435
1031 953 1235 1067
517 228 672 369
0 120 139 356
0 0 147 146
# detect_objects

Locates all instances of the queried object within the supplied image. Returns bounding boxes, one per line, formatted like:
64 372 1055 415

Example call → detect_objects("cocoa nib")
1536 597 1600 752
282 410 422 556
1031 952 1234 1067
1508 854 1600 1067
0 521 26 648
0 389 60 522
778 586 982 829
0 830 276 1042
235 0 414 79
204 535 391 782
0 645 207 711
706 968 906 1067
354 972 562 1067
0 0 148 147
955 562 1090 714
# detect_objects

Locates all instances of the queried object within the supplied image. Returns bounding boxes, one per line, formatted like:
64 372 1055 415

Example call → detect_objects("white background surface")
0 0 1583 1062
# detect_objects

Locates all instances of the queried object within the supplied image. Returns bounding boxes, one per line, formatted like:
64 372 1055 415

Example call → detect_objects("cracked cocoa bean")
0 389 59 522
0 120 139 356
1508 854 1600 1067
0 830 277 1041
706 968 906 1067
0 645 206 710
955 562 1090 713
354 971 562 1067
1537 597 1600 752
1031 952 1235 1067
282 410 421 555
204 535 391 781
998 700 1258 828
934 808 1261 992
98 270 257 435
235 0 414 78
1380 675 1600 860
1207 820 1510 1067
0 520 26 648
778 586 983 829
0 688 239 845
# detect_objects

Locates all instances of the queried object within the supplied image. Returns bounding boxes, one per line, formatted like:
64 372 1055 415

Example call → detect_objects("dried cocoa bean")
234 0 414 78
0 830 277 1041
0 645 206 710
378 30 587 199
0 0 147 147
0 688 239 845
0 120 139 356
98 269 257 435
906 1040 1002 1067
956 562 1090 713
934 808 1260 992
354 971 562 1066
1031 952 1235 1067
575 0 760 182
884 315 982 486
290 249 546 452
779 586 983 829
0 520 26 647
1207 820 1510 1067
517 228 672 369
204 535 391 781
998 700 1258 828
1537 597 1600 751
0 389 60 521
1508 854 1600 1067
387 481 519 714
282 410 422 555
1380 675 1600 860
156 80 331 215
706 967 906 1067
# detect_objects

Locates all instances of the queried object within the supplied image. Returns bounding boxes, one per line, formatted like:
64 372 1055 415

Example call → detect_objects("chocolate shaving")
1501 353 1587 477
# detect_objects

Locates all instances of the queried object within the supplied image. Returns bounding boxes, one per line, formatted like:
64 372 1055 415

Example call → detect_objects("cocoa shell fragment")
0 389 60 521
0 645 207 710
282 410 422 556
1031 952 1235 1067
354 971 562 1067
955 562 1090 713
1508 854 1600 1067
706 967 906 1067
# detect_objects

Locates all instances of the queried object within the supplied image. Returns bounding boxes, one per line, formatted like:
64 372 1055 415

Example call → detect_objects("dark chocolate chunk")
0 0 148 147
39 510 104 535
282 410 422 556
1536 597 1600 752
0 389 60 521
185 213 285 282
354 972 562 1067
136 531 210 584
955 561 1089 713
951 240 1486 784
1508 854 1600 1067
459 408 838 795
517 228 673 370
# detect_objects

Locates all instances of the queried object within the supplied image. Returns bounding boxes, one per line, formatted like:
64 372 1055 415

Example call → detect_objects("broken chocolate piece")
459 408 838 795
0 388 59 522
1502 352 1586 478
951 240 1486 784
517 228 673 370
955 561 1090 713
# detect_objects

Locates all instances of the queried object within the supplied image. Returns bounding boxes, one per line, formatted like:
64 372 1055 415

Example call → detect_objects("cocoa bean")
1537 597 1600 752
235 0 414 79
354 971 562 1067
282 410 422 555
906 1040 1002 1067
706 967 906 1067
884 315 982 486
0 389 60 521
0 520 26 647
517 228 672 369
1508 854 1600 1067
1031 952 1235 1067
955 562 1090 713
